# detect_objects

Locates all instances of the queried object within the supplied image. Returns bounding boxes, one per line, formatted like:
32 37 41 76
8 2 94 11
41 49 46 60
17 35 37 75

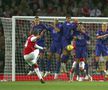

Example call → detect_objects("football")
66 45 74 51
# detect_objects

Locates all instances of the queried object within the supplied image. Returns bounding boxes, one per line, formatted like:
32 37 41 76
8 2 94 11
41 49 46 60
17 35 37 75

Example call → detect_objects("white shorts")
24 49 39 66
79 61 85 69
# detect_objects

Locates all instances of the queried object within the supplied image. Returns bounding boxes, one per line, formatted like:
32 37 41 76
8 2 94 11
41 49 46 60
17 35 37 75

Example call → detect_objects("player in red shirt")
23 30 45 83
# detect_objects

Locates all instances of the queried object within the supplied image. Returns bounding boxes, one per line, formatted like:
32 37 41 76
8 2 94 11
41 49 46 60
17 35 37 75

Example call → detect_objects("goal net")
0 16 108 81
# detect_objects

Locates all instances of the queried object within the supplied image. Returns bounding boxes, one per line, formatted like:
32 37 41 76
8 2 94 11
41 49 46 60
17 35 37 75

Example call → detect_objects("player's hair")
35 16 39 19
66 15 71 18
77 22 85 31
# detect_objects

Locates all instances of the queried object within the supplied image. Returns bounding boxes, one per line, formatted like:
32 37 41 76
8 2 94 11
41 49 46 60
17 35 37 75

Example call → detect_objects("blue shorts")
75 46 87 58
95 44 108 56
50 42 62 55
62 37 71 49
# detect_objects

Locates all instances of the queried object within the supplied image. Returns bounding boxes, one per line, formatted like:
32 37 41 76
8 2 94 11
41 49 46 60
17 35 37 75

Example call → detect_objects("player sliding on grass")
23 30 46 83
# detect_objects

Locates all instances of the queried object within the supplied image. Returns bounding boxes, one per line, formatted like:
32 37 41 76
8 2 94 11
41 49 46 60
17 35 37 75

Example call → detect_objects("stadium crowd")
0 0 108 17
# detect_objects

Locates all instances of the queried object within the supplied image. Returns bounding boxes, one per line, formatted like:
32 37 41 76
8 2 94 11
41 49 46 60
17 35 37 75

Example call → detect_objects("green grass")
0 81 108 90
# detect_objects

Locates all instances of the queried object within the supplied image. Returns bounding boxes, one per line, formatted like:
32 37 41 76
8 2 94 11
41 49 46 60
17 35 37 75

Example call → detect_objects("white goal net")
0 16 108 81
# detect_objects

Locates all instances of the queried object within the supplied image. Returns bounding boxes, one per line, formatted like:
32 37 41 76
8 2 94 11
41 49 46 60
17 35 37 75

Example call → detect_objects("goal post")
12 17 16 81
1 16 108 81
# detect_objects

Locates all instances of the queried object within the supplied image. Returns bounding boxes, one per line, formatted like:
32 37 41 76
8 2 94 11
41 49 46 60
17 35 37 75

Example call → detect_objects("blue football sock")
85 63 88 75
76 63 79 76
38 58 44 71
95 61 99 70
46 59 51 72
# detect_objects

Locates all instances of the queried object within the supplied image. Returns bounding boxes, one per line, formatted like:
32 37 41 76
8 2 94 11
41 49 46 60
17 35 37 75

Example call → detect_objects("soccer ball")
66 45 74 51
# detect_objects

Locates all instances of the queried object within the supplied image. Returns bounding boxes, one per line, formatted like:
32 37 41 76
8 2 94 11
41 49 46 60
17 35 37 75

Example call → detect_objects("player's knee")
95 56 100 61
32 64 38 69
104 56 108 61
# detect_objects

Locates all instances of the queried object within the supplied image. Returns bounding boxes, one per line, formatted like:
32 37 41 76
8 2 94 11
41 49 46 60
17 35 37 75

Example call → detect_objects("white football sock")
34 68 43 80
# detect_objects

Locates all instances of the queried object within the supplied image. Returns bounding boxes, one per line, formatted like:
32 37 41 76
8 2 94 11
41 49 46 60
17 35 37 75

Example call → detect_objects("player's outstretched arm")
54 26 60 32
35 44 46 50
96 34 108 39
49 23 60 32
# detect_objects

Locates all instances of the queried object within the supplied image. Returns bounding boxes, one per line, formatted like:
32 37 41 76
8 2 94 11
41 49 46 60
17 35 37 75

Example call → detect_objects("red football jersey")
23 35 36 55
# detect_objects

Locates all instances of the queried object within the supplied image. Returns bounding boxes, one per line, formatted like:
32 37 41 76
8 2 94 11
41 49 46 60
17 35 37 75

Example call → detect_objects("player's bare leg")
33 64 45 83
68 61 77 82
78 60 86 81
61 49 69 73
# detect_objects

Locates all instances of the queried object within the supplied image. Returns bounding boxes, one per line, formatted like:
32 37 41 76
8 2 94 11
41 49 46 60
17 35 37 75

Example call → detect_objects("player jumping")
60 15 78 73
69 23 92 82
44 19 62 79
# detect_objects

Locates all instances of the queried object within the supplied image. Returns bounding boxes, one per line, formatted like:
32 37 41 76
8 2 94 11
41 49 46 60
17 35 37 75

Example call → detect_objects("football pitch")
0 81 108 90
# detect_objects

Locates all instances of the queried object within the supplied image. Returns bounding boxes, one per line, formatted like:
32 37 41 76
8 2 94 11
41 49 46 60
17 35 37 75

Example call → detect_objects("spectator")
90 6 102 17
81 2 90 16
56 6 64 16
0 0 108 17
3 5 11 17
103 3 108 16
0 7 3 17
68 1 79 16
18 0 33 16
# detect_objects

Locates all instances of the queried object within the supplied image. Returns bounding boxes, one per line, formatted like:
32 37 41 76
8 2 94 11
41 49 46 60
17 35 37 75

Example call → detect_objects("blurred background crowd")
0 0 108 17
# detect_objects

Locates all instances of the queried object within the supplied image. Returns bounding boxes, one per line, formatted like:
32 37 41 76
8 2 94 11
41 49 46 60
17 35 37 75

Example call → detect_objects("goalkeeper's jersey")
23 35 36 55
